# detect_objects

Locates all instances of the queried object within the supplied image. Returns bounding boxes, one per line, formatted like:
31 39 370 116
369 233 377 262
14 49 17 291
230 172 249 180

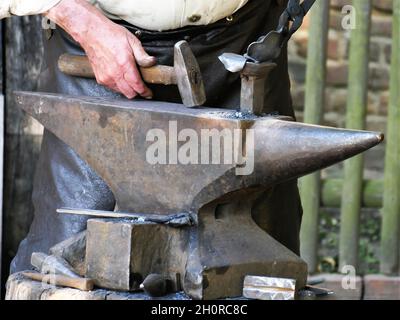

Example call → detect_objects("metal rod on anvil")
219 0 318 117
240 62 277 115
57 208 194 227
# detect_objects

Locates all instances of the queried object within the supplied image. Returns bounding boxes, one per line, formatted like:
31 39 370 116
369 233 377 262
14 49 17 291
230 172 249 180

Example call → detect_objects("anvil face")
15 92 382 216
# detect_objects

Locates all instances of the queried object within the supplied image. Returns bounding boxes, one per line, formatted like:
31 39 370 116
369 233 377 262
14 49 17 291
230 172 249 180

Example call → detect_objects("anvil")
14 91 383 299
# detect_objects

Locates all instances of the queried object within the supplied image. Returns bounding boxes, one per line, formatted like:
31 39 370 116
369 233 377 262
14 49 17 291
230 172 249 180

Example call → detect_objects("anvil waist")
10 0 302 273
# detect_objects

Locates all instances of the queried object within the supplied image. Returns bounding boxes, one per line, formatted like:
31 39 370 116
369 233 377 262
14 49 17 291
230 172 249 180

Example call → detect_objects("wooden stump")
6 272 190 300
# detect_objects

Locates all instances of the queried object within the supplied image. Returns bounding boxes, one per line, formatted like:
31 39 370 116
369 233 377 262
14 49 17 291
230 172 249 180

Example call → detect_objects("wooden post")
322 179 383 208
299 0 330 274
339 0 372 271
380 0 400 275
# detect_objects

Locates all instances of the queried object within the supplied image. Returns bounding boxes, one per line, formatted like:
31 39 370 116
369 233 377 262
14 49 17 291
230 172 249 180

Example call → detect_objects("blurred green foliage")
316 208 381 274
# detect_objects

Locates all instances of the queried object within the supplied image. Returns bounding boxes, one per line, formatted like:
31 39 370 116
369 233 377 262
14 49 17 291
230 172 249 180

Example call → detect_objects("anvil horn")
14 91 383 214
252 120 384 184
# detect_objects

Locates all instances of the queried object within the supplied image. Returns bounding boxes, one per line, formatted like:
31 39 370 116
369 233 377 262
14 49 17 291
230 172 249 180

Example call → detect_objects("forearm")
44 0 155 99
44 0 107 47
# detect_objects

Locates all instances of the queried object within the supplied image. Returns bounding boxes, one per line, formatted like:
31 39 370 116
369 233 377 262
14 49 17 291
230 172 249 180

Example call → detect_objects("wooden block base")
6 272 190 300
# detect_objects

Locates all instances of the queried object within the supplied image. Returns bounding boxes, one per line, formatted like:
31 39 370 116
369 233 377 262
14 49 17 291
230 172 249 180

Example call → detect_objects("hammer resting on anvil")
58 40 206 107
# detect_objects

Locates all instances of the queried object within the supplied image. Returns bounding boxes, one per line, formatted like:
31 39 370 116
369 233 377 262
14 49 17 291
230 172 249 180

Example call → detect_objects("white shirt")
0 0 250 31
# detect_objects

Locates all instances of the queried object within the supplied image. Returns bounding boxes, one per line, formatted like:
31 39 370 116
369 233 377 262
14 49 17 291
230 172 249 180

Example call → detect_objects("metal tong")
219 0 316 72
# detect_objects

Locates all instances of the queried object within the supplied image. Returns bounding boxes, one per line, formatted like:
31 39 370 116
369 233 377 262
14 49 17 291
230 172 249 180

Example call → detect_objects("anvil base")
85 192 307 300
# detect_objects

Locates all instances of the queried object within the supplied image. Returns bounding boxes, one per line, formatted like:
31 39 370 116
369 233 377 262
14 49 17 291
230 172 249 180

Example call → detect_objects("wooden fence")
300 0 400 276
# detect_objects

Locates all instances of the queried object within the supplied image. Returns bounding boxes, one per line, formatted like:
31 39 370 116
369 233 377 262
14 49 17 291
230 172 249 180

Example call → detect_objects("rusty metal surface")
30 252 80 278
49 231 87 276
13 91 384 299
14 92 383 216
86 219 188 292
240 62 277 115
86 219 134 291
173 40 206 107
83 201 307 299
190 193 308 299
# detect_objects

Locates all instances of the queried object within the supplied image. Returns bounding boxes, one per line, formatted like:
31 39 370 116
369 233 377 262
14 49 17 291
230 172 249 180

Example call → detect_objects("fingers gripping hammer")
58 40 206 107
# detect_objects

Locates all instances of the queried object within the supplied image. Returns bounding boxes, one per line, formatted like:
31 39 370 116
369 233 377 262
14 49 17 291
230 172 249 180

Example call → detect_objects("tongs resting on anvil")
219 0 316 72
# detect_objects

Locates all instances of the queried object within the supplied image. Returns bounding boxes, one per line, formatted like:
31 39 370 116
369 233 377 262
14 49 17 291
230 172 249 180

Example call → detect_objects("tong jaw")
219 0 316 73
245 0 316 63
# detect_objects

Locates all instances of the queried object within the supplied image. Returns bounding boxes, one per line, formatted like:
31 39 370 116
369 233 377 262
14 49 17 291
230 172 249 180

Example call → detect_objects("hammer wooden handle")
22 272 94 291
58 54 177 85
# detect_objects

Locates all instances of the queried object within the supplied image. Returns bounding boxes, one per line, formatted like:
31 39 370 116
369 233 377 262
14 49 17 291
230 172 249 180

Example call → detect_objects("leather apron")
11 0 303 273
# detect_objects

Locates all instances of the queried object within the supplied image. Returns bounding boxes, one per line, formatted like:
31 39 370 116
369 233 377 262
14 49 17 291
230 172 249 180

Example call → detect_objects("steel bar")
339 0 372 271
299 0 330 274
380 0 400 275
57 208 194 227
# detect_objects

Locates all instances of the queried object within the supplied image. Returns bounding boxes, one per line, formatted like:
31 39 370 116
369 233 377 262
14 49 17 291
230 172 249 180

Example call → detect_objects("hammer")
22 272 94 291
58 40 206 107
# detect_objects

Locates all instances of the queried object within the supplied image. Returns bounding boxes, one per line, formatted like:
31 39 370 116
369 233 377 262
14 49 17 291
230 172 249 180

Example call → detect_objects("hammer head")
174 41 206 107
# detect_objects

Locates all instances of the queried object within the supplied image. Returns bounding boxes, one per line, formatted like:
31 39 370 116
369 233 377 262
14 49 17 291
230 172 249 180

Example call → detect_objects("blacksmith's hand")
45 0 156 99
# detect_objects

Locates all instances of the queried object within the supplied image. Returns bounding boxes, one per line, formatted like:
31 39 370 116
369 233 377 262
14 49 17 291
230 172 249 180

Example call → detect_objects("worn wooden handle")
58 54 177 85
22 272 94 291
